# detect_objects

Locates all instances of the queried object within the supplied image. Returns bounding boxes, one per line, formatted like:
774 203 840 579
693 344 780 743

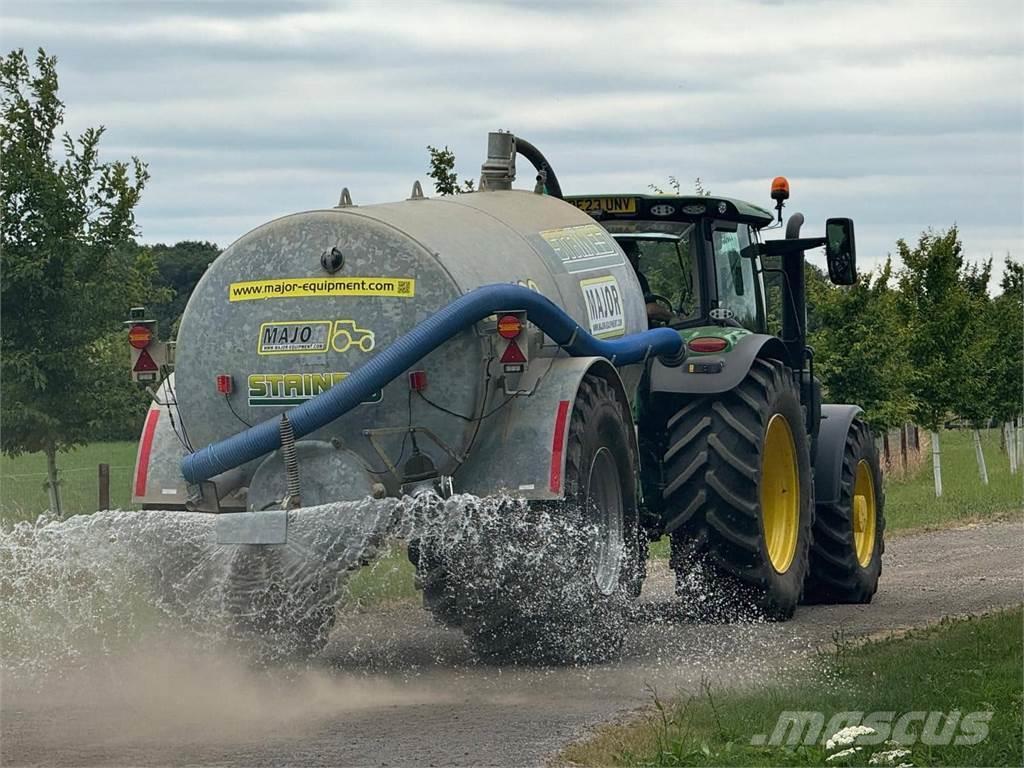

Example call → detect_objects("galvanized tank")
174 189 646 504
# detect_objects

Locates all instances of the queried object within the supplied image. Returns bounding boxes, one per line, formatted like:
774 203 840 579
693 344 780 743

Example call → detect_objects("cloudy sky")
3 0 1022 288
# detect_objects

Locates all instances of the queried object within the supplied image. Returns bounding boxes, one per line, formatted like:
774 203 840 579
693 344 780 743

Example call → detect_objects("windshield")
712 225 762 331
618 227 700 323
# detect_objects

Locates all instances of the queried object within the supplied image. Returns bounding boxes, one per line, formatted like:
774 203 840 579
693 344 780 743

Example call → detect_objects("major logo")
580 276 625 339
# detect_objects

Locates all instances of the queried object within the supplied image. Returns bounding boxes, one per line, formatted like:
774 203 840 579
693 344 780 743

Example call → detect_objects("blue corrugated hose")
181 284 684 484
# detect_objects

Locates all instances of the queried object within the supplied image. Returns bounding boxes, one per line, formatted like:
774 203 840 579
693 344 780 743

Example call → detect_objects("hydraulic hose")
181 284 684 484
514 137 563 199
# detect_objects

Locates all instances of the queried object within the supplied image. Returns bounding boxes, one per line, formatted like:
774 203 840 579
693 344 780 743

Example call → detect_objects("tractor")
128 131 883 661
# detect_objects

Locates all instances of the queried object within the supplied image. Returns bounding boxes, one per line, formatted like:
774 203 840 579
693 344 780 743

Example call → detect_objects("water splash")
0 493 631 674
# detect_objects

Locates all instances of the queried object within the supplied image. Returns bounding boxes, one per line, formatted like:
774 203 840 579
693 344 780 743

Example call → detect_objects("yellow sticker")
247 372 383 406
579 275 625 339
570 197 637 214
229 277 415 302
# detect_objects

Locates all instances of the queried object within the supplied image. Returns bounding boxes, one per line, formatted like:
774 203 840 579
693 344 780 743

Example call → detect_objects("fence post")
98 463 110 511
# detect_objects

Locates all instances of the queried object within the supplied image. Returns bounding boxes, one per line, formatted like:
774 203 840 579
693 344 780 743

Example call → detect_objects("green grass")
564 607 1024 767
0 441 139 524
341 542 418 607
885 428 1022 531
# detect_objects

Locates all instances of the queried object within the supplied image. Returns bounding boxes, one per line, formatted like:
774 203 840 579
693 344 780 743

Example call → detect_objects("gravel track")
3 520 1021 767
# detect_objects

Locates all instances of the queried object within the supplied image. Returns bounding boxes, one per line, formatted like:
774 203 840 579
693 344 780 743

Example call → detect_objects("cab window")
622 228 701 324
712 224 762 331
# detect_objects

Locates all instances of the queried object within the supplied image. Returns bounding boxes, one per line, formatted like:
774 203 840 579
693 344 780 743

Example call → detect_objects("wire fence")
0 465 137 523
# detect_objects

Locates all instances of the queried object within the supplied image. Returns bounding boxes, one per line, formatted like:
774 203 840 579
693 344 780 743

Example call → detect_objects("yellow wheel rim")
852 459 877 567
761 413 799 573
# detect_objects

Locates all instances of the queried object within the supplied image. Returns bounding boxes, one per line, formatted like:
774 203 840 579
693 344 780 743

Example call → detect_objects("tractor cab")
565 194 777 334
564 191 857 372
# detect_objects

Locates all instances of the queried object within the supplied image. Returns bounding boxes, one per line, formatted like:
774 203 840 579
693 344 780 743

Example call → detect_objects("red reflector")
135 409 160 497
500 339 527 364
408 370 427 391
497 314 523 339
128 324 152 349
216 374 233 394
133 347 159 372
687 337 728 353
549 400 570 493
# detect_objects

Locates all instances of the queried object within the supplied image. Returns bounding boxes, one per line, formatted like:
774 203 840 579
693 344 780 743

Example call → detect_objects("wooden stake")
98 463 111 511
973 429 989 485
931 430 943 497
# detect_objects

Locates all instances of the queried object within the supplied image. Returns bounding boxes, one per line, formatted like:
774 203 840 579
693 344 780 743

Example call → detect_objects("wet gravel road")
3 520 1021 767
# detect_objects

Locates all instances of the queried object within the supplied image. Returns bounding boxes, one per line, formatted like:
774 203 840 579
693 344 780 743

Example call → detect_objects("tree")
426 145 474 196
648 176 711 196
147 240 220 337
806 259 914 432
1 48 153 515
989 258 1024 473
897 227 977 496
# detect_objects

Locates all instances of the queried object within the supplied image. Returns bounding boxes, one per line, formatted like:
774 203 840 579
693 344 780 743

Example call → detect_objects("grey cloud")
2 0 1020 290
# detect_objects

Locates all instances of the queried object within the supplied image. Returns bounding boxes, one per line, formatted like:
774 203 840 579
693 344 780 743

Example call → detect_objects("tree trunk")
44 443 64 518
882 431 891 467
912 425 920 451
900 424 909 470
972 429 989 485
931 430 943 498
1006 422 1018 474
1011 421 1019 475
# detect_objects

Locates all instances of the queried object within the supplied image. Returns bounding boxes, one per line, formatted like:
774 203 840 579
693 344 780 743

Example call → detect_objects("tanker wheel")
804 418 885 603
414 374 643 663
223 545 339 663
663 357 812 620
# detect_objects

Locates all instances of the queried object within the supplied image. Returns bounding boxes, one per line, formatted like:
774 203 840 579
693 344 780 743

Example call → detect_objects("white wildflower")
826 725 877 751
826 746 862 762
869 748 912 765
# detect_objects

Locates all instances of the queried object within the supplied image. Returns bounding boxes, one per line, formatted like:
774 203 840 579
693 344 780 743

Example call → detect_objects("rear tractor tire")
412 374 644 663
804 418 885 603
663 358 813 620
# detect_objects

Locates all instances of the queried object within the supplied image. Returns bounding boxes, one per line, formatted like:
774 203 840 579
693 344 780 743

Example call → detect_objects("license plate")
258 321 331 354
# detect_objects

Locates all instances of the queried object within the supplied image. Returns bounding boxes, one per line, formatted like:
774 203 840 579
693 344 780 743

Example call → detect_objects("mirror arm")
756 237 827 258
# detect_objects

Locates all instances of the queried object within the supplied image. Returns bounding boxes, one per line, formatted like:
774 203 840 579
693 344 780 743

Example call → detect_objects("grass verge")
1 441 139 524
563 607 1023 767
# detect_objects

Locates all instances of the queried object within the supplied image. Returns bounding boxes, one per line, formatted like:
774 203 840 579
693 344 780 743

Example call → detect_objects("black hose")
514 137 563 199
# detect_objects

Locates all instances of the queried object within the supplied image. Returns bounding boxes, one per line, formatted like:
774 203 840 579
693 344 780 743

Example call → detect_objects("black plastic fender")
648 332 789 396
814 404 864 505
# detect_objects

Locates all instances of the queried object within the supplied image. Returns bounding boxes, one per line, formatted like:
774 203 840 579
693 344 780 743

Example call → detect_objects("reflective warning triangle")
134 347 159 372
500 339 527 364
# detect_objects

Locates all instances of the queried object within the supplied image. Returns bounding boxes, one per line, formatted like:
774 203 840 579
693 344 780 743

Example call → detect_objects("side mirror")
825 218 857 285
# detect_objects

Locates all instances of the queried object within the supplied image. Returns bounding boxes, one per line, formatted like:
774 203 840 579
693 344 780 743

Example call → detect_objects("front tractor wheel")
664 358 813 620
804 418 885 603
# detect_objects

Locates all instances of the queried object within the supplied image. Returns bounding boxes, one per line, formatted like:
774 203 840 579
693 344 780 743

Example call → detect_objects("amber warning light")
771 176 790 202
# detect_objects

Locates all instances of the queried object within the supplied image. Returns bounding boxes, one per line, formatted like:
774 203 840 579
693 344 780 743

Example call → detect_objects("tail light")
688 337 728 353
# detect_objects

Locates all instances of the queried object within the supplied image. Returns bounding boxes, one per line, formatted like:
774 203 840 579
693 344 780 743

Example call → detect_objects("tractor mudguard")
456 357 639 501
814 404 864 506
648 332 788 396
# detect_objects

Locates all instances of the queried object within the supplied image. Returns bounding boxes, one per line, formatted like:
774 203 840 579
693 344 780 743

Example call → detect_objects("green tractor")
565 185 884 618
